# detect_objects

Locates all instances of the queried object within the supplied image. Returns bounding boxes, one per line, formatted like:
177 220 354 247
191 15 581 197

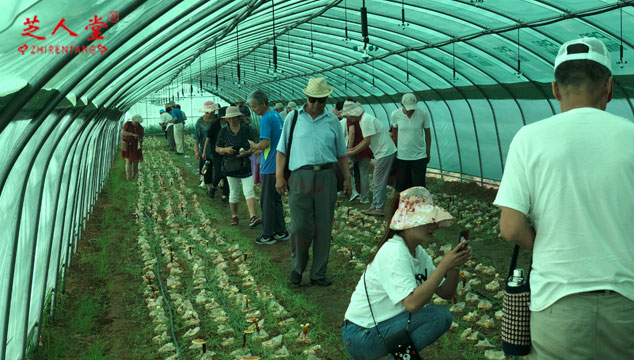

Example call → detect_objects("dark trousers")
394 157 429 192
260 174 286 237
204 152 229 196
166 126 176 151
288 167 337 281
198 157 205 175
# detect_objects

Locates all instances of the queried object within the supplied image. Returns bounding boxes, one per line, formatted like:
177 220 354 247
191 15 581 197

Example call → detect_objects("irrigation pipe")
151 233 183 360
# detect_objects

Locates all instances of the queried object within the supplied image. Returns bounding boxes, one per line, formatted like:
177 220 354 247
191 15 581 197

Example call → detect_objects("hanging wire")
189 63 193 96
198 55 203 93
406 50 410 83
236 23 241 85
214 45 219 90
452 41 458 82
272 0 278 71
617 7 628 67
287 32 291 60
344 0 349 41
310 20 314 56
516 26 522 77
400 0 409 29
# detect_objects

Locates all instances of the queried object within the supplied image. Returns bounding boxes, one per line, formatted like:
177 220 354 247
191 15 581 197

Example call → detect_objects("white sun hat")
340 101 364 117
303 77 333 98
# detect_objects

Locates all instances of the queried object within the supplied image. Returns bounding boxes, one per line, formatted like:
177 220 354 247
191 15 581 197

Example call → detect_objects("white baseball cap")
554 37 612 74
401 93 417 111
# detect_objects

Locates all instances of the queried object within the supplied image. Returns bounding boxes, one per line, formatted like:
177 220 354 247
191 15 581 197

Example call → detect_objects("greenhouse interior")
2 0 634 359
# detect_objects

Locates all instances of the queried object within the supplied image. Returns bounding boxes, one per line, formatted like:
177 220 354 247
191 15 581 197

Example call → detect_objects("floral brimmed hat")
390 187 455 231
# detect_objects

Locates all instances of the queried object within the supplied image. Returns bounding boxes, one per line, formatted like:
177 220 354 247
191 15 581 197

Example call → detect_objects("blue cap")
160 109 165 114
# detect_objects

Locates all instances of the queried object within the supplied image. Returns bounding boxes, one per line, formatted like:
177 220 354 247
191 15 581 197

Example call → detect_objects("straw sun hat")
222 106 244 119
303 77 333 98
390 187 455 231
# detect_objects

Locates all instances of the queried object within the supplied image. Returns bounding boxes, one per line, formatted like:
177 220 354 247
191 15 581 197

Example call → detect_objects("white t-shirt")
339 118 348 144
358 112 396 159
493 107 634 312
344 235 443 328
160 112 173 128
391 107 431 160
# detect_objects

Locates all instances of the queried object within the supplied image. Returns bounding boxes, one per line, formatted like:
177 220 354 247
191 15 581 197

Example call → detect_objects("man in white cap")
345 101 397 216
495 37 634 358
276 77 351 286
390 93 432 191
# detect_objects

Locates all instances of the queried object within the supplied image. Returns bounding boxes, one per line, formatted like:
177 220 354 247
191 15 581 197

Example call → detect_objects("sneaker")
337 191 346 197
274 231 290 241
198 181 205 188
231 217 239 226
208 187 216 198
256 235 277 245
349 192 359 201
249 216 262 227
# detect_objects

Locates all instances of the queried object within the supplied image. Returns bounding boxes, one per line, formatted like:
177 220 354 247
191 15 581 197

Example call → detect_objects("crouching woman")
342 186 471 359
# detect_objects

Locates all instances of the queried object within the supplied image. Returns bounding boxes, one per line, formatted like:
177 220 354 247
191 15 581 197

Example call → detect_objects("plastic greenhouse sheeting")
2 1 634 359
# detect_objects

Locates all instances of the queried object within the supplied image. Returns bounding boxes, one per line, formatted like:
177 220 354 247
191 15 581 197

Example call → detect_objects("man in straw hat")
276 77 351 287
494 37 634 358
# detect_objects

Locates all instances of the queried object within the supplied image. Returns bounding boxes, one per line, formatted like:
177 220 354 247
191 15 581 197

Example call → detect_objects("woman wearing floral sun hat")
342 187 472 359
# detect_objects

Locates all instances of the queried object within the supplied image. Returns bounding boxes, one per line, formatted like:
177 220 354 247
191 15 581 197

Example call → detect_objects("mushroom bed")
130 136 526 360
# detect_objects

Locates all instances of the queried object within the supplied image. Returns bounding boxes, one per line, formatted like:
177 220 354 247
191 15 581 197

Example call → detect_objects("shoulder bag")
501 244 532 356
363 272 422 360
283 110 299 181
222 127 250 174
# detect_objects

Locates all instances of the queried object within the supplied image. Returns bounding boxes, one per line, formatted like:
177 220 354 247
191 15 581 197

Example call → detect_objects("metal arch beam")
0 0 145 132
102 0 262 109
532 0 634 50
249 2 631 87
209 0 343 71
75 0 234 106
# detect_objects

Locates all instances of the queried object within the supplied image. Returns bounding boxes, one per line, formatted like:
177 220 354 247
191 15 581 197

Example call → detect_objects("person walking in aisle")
247 89 289 245
215 106 262 227
167 101 185 155
194 101 218 188
121 114 145 180
276 77 351 287
390 93 432 191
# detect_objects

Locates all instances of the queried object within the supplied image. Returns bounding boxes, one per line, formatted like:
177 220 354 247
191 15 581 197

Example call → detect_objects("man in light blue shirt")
275 77 351 287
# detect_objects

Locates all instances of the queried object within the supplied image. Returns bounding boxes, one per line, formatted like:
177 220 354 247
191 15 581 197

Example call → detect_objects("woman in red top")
121 114 144 180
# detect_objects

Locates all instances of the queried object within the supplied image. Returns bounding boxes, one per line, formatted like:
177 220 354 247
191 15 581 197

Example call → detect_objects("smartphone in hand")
458 230 469 250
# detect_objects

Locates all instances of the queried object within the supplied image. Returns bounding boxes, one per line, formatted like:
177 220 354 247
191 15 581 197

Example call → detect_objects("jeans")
350 157 370 202
371 153 396 211
342 306 452 360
